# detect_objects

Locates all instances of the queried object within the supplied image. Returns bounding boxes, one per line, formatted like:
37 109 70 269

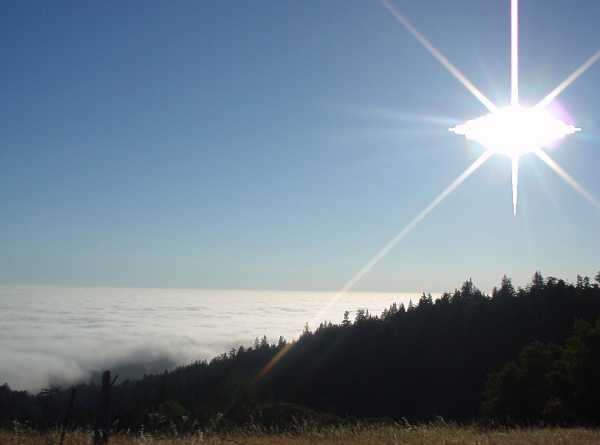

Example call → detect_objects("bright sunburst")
450 106 580 214
382 0 600 215
450 106 579 160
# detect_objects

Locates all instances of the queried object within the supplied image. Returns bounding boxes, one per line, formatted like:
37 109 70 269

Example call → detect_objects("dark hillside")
2 272 600 430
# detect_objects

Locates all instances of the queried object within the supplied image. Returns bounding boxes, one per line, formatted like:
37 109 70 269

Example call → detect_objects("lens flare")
536 50 600 109
255 150 493 382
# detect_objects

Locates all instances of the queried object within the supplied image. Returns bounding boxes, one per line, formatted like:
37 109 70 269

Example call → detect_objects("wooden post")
94 371 112 445
59 388 76 445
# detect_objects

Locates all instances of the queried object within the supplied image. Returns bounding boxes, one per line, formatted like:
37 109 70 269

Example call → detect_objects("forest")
2 271 600 433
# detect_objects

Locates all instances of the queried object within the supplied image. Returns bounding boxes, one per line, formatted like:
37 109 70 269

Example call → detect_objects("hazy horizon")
4 267 599 296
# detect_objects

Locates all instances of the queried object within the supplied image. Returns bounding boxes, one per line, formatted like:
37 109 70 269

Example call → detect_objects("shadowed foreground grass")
3 425 600 445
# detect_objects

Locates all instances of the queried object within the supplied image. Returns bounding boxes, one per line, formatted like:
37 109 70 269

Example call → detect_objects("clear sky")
1 0 599 292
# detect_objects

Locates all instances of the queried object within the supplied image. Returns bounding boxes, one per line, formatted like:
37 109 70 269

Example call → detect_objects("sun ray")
534 149 600 209
535 49 600 109
346 105 463 127
255 150 494 381
381 0 497 113
511 157 519 215
307 150 493 326
511 0 519 105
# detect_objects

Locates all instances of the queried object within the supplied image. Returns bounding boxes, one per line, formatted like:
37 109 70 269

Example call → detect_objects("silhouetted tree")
531 271 544 290
342 311 351 327
493 275 515 299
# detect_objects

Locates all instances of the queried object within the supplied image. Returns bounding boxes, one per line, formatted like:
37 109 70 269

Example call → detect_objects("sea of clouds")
0 285 421 392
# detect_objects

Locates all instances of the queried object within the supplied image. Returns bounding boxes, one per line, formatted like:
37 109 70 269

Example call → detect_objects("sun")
449 106 580 160
449 105 581 214
381 0 599 215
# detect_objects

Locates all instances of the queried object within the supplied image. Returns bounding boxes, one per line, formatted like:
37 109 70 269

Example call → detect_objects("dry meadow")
3 424 600 445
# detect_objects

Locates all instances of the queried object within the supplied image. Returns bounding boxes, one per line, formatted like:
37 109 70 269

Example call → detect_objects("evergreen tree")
342 311 351 327
495 275 515 299
531 271 544 290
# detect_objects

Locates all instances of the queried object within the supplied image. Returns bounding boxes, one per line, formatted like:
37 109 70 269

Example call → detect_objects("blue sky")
1 0 599 292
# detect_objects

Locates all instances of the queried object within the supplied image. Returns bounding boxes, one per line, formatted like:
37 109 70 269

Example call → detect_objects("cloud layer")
1 285 417 392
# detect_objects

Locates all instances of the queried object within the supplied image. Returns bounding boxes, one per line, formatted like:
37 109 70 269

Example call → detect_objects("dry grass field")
3 424 600 445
